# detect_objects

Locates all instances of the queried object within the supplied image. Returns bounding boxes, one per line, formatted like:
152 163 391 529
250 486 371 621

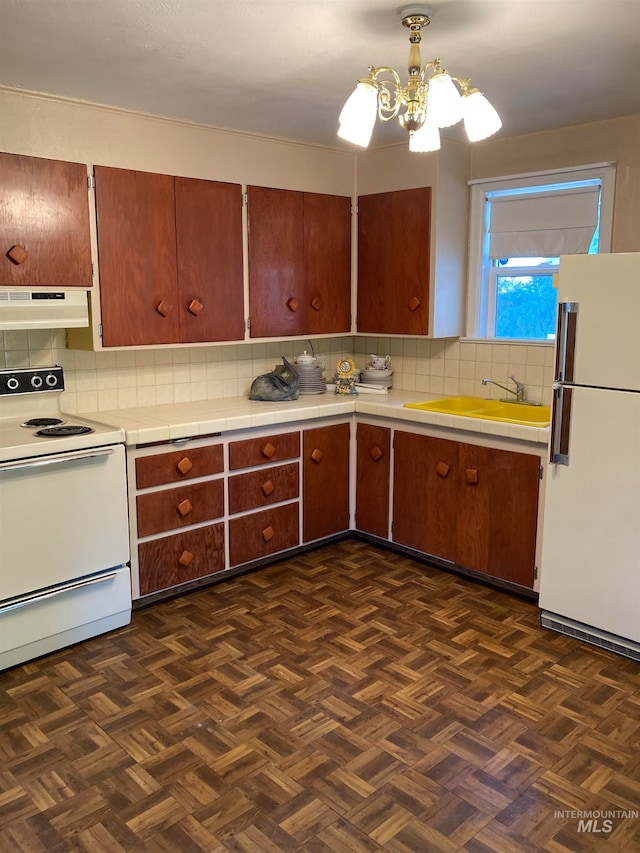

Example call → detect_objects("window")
466 165 615 342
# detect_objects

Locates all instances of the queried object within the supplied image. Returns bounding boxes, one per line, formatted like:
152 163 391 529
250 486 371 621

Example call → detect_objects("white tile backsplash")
0 332 555 413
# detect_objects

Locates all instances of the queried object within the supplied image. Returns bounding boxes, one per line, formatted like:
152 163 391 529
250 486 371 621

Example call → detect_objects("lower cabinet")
355 423 391 538
229 503 299 566
303 422 350 542
138 523 225 596
392 430 540 588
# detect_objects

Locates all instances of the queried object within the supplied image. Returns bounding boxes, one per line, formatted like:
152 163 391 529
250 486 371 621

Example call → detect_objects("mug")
371 354 390 369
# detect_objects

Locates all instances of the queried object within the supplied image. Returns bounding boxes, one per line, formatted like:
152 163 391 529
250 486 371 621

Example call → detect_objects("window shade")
487 186 600 258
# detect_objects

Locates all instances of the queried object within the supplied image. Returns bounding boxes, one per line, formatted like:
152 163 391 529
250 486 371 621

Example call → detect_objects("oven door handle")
0 446 115 473
0 571 119 614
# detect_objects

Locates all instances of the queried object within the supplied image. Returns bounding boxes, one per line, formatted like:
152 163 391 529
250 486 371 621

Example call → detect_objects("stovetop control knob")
45 373 58 387
31 374 44 388
7 377 19 391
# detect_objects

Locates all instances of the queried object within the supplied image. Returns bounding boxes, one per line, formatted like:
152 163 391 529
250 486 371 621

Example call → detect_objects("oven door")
0 444 130 601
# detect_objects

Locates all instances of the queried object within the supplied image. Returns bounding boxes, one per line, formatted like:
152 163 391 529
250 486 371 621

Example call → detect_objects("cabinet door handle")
465 468 479 485
311 295 322 311
262 479 275 497
188 299 204 316
7 244 29 265
177 456 193 475
310 448 323 464
177 498 193 517
436 461 450 478
156 299 173 317
262 525 275 542
408 296 421 312
262 442 276 459
178 550 194 567
370 446 383 461
286 297 300 312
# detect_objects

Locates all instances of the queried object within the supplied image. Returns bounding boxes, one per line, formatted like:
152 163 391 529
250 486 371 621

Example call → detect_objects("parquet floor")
1 540 639 852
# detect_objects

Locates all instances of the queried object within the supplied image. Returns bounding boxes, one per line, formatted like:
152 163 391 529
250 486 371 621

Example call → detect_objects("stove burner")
21 417 65 428
35 425 94 437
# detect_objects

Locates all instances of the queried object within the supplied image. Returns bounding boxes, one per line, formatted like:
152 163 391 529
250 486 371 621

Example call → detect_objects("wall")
1 88 639 412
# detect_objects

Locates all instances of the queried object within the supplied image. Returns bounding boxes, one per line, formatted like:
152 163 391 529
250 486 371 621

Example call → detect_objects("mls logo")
577 818 613 834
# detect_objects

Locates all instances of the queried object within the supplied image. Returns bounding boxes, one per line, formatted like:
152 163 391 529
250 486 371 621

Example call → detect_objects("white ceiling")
1 0 639 149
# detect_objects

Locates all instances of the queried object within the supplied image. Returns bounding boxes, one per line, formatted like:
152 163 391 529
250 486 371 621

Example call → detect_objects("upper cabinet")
247 186 351 338
0 152 92 288
94 166 244 347
357 187 431 336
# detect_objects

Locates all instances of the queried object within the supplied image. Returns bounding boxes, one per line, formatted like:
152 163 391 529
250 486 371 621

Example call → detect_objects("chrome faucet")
482 374 528 403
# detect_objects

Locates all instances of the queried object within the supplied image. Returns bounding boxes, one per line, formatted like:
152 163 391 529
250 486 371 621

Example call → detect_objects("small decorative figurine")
335 357 358 395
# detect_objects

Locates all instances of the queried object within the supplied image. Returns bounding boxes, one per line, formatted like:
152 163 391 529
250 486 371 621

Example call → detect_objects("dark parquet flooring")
1 540 639 852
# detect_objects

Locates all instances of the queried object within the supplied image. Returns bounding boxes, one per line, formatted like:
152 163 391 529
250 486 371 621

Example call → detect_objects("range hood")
0 289 89 331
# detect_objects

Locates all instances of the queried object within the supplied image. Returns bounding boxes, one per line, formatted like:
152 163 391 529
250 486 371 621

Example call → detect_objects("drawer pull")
465 468 479 485
178 550 194 567
286 297 300 312
370 446 383 461
156 299 173 317
262 525 274 542
7 244 29 265
310 448 323 464
188 298 203 316
177 498 193 517
408 296 421 312
262 442 276 459
262 479 275 497
311 295 322 311
436 461 450 478
177 457 193 475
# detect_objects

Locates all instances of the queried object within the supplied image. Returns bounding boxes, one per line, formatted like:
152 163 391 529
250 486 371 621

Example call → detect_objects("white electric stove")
0 365 131 670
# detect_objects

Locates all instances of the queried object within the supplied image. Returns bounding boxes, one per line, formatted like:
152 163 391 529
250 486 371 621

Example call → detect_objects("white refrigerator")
539 252 640 659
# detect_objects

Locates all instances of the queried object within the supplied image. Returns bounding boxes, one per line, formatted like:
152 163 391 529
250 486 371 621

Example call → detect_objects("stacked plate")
295 364 327 394
361 367 394 389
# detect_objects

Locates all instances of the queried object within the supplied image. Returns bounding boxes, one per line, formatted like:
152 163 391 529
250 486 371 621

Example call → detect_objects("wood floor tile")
1 539 638 851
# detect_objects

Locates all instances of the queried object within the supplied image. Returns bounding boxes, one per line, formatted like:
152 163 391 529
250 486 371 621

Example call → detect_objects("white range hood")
0 288 89 330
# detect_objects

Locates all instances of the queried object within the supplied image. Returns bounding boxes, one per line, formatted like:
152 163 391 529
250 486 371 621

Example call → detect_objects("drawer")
138 522 225 596
137 479 224 537
228 463 299 514
229 502 299 566
229 432 300 470
136 444 223 488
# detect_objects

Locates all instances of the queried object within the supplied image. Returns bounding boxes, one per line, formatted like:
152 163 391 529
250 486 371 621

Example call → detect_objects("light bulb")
426 71 463 128
337 80 378 147
409 118 440 153
463 89 502 141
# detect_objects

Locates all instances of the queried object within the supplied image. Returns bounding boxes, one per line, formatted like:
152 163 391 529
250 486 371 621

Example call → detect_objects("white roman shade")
487 186 600 258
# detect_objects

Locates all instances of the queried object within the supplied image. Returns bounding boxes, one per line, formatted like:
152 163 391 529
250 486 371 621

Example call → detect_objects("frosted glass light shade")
426 72 463 128
409 118 440 152
337 81 378 147
463 90 502 141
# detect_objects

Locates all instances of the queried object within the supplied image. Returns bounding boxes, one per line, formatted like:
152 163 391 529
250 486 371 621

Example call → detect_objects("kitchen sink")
404 396 551 426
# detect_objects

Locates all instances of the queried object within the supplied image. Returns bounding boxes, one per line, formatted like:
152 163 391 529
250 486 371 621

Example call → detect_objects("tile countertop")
76 391 550 446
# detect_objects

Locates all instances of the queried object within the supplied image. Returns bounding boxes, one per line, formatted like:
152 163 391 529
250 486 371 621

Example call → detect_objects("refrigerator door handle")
555 301 579 383
550 383 574 465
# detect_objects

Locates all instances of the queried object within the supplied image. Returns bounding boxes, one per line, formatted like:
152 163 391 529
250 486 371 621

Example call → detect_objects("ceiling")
1 0 639 149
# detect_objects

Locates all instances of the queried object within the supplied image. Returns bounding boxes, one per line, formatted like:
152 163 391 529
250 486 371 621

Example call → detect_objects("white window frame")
466 163 616 342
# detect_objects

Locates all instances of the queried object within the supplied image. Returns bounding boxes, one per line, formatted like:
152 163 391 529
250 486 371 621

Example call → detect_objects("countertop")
77 390 550 446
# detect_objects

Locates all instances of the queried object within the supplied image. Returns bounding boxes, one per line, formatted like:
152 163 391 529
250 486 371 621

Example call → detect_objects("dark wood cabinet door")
94 165 179 346
135 444 223 489
229 463 299 514
138 522 225 595
175 177 244 343
247 185 304 338
229 431 300 470
229 503 299 566
355 423 390 538
0 153 92 287
136 479 224 537
303 192 351 334
357 187 430 335
457 443 539 587
303 422 350 542
392 431 458 561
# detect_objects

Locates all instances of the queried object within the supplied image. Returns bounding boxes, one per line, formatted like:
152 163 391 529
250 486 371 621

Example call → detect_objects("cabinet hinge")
98 323 103 338
91 262 95 277
87 175 95 190
534 566 539 580
246 318 250 330
244 192 248 205
539 464 544 480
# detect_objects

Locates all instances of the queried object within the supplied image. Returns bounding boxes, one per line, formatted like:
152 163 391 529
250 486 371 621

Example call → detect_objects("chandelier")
338 5 502 152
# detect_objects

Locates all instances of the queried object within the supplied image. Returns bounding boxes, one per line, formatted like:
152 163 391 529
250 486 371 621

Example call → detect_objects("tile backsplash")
0 330 555 413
